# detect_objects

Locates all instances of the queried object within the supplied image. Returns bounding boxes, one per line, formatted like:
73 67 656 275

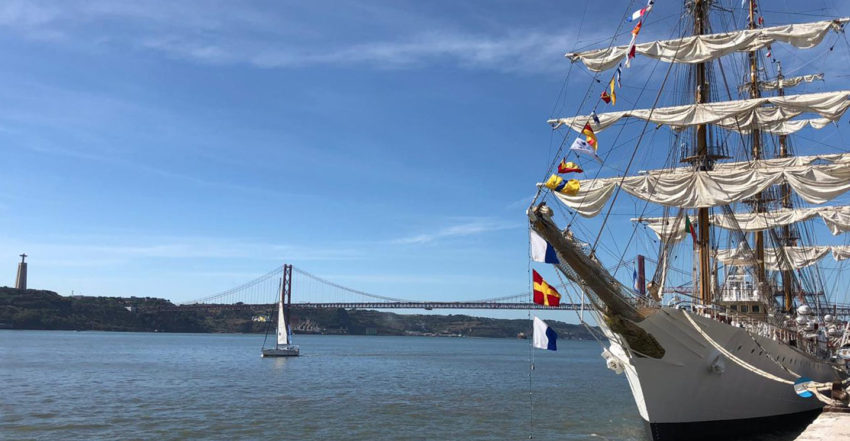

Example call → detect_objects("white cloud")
0 234 364 265
245 30 573 74
393 218 518 244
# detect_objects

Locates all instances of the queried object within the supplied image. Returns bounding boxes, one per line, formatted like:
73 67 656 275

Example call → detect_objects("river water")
0 331 808 440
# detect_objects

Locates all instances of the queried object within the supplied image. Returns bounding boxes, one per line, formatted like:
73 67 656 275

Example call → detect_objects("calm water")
0 331 807 440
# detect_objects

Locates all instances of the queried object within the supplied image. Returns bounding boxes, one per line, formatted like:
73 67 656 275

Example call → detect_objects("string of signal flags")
545 0 654 198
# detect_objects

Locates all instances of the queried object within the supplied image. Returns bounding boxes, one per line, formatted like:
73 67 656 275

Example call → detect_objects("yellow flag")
609 77 617 105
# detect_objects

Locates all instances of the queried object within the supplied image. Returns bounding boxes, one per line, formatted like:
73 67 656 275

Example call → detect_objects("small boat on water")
262 264 300 357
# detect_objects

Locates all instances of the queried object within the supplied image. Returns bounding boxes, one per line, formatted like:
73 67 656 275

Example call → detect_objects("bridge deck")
172 302 585 311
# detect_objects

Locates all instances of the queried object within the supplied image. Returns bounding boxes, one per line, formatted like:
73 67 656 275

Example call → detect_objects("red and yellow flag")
558 159 583 174
631 20 643 37
582 123 597 151
533 269 561 307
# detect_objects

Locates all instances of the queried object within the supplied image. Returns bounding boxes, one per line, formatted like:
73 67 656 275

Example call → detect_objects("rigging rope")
681 309 796 384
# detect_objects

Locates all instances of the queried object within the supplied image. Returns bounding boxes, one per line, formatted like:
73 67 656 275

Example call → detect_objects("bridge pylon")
282 264 293 328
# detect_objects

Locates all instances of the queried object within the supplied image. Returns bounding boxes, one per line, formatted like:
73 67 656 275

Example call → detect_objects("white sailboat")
262 264 300 357
529 1 850 439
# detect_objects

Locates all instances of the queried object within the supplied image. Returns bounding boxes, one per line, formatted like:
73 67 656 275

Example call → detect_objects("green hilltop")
0 287 596 339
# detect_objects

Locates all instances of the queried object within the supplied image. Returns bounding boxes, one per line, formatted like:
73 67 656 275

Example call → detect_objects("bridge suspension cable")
292 267 415 303
183 266 283 304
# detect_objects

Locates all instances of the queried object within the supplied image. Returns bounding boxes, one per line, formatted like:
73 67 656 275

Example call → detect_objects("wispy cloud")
0 1 581 75
0 234 365 266
143 30 575 74
505 193 536 211
392 218 518 245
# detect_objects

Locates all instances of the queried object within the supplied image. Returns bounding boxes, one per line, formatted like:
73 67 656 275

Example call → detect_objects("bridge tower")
282 264 293 326
15 253 27 290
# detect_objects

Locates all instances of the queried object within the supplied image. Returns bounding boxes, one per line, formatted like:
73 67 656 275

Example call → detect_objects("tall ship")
528 1 850 439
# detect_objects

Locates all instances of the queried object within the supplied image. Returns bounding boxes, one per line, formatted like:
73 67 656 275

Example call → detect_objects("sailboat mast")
748 0 767 289
694 0 712 305
776 63 795 312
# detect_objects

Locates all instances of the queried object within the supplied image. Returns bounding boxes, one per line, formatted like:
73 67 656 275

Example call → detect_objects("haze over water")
1 331 808 440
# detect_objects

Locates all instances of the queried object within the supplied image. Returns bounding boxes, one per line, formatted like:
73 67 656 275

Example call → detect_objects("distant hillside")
0 287 597 339
0 287 208 332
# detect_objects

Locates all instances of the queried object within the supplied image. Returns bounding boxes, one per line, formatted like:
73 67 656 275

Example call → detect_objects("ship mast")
776 62 795 313
694 0 712 305
748 0 767 292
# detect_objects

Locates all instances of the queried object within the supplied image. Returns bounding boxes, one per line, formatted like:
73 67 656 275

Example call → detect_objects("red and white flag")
626 5 652 22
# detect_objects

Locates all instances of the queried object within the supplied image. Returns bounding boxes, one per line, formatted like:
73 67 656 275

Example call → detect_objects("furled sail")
733 118 833 136
566 19 848 72
634 206 850 243
716 244 850 271
548 91 850 134
739 73 824 93
547 154 850 217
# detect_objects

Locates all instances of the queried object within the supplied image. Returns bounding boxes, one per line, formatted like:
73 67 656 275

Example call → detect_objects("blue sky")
1 0 849 319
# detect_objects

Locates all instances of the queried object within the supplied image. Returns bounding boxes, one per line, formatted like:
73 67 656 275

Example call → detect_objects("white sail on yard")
716 244 850 271
548 91 850 134
549 153 850 217
634 206 850 243
566 18 848 72
733 118 834 136
739 73 824 93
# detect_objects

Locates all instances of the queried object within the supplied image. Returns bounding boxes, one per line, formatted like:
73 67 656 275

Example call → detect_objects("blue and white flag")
533 316 558 351
616 64 622 88
530 229 559 264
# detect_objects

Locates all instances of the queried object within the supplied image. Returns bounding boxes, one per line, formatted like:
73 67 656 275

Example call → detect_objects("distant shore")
0 287 597 339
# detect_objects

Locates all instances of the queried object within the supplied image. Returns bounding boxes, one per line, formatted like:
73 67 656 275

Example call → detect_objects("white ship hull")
600 307 843 440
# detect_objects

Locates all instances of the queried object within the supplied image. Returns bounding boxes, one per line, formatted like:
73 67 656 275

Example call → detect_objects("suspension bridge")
162 264 850 319
171 264 585 312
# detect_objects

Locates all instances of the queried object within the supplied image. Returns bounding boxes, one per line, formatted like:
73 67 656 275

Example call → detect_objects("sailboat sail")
277 298 289 346
566 18 848 72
